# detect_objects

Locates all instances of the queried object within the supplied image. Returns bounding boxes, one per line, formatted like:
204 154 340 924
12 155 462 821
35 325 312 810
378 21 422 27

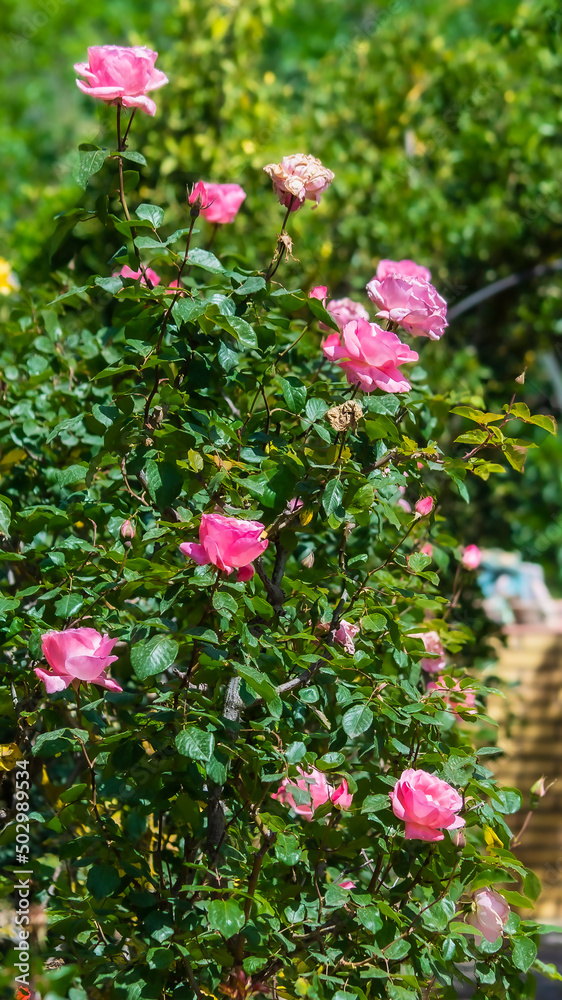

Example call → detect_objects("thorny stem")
265 196 296 281
115 104 153 287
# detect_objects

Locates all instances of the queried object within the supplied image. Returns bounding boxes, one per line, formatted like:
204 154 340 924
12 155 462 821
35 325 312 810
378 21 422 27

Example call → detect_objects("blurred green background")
1 0 561 588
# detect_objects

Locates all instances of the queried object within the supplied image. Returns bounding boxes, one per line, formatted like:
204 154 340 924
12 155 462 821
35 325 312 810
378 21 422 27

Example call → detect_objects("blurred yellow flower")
0 258 19 295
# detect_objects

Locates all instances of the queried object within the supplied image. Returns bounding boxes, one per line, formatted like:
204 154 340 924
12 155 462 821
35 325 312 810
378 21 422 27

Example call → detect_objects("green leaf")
86 864 121 899
361 614 386 633
94 275 123 294
226 315 258 349
119 149 147 166
75 149 107 189
32 728 89 756
491 787 522 814
136 203 164 228
275 832 301 865
384 938 410 960
134 235 168 252
187 248 224 272
54 593 84 618
212 591 238 616
60 783 88 804
54 464 88 487
236 662 277 704
450 406 503 424
357 905 383 933
342 704 374 739
131 635 179 680
176 727 215 762
208 899 245 937
279 376 307 413
533 959 562 982
316 752 346 770
361 793 390 814
0 500 11 536
322 479 344 517
511 937 538 972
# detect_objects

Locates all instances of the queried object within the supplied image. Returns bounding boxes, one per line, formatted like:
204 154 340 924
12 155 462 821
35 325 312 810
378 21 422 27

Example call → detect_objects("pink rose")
272 767 352 820
263 154 335 211
35 628 122 694
415 496 434 516
421 543 433 558
366 273 447 341
334 620 360 655
426 677 477 719
117 265 160 287
309 285 328 302
180 512 268 581
319 297 370 334
74 45 168 116
466 888 510 943
376 259 432 283
462 544 482 570
198 183 246 224
390 768 465 842
409 630 447 674
338 879 356 890
322 318 419 394
120 519 135 540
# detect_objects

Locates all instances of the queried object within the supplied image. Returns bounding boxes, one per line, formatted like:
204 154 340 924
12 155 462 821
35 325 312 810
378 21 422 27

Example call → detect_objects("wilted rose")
263 154 334 211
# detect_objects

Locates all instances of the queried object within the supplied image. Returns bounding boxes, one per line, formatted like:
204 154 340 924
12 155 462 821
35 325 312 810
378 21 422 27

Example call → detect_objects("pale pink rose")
180 512 268 581
117 265 160 287
338 879 356 890
272 767 352 820
466 888 510 943
376 259 432 283
322 318 418 394
319 297 370 334
396 486 412 513
462 544 482 570
263 154 334 211
198 183 246 224
74 45 168 116
415 496 434 516
36 628 122 694
426 677 477 719
366 273 447 341
421 543 433 558
309 285 328 302
288 498 304 512
334 620 360 655
409 631 447 674
120 519 135 540
390 768 465 842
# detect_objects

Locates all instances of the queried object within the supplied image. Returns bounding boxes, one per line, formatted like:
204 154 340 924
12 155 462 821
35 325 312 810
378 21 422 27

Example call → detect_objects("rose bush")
0 35 557 1000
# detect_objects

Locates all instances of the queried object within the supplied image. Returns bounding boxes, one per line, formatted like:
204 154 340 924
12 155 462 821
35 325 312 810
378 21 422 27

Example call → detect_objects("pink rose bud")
318 297 370 334
334 619 360 655
338 879 356 890
272 767 353 820
421 542 433 558
263 153 335 212
409 630 447 674
331 778 353 810
180 512 268 581
301 551 315 568
35 628 122 695
390 768 465 842
188 181 210 216
309 285 328 302
376 259 432 283
451 828 466 849
461 544 482 570
530 776 556 798
198 183 246 224
322 318 419 394
74 45 168 116
120 519 135 540
426 677 477 720
117 265 161 287
415 496 434 516
466 888 510 943
366 269 447 341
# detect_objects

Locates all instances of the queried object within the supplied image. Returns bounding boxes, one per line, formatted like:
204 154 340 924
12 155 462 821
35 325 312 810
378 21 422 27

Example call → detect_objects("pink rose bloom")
180 512 268 582
334 620 360 655
366 273 448 341
376 259 432 283
309 285 328 302
318 297 370 334
390 768 465 842
272 767 352 821
338 879 356 890
263 154 335 211
117 265 160 287
426 677 477 719
198 183 246 224
421 542 433 558
35 628 122 694
415 496 434 516
74 45 168 116
409 631 447 673
323 318 418 394
466 888 510 943
462 544 482 570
